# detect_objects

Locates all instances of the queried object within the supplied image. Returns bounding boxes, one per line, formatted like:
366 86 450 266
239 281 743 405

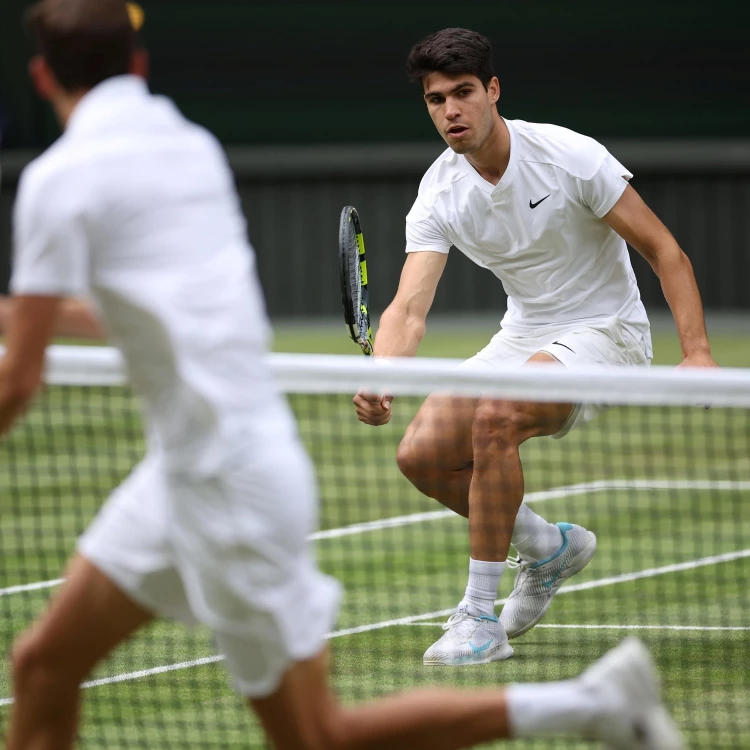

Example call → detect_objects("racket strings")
345 230 362 318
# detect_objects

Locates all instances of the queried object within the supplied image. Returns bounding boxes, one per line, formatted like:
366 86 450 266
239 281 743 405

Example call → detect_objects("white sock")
506 679 601 738
458 558 505 616
511 503 564 563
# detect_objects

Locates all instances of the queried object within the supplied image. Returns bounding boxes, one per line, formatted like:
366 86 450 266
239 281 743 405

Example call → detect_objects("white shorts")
461 315 651 438
78 419 341 698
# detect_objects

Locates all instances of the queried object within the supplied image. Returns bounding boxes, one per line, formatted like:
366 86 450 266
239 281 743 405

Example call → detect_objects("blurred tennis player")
1 4 683 749
354 28 717 666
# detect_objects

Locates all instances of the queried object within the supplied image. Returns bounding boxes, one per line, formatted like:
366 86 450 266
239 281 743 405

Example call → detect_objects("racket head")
338 206 373 355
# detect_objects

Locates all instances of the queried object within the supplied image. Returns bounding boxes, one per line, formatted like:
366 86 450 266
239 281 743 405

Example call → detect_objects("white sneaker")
423 607 514 666
500 522 596 639
584 637 684 750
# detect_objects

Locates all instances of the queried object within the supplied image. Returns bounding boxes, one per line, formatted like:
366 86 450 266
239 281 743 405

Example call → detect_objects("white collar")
66 75 149 136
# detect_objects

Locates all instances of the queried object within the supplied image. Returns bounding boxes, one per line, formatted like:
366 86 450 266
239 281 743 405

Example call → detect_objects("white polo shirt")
12 76 287 474
406 118 652 356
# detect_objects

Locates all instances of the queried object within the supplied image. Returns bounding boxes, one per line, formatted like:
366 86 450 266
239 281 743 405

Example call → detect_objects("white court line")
537 624 750 632
0 579 65 597
404 622 750 632
329 547 750 637
2 544 746 707
3 477 749 597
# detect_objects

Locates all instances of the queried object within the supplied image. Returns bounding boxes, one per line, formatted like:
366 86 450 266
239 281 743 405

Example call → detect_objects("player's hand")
353 390 393 426
677 352 719 369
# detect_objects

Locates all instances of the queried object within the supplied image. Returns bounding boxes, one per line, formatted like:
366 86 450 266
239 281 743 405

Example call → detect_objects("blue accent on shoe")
529 523 572 569
530 523 574 590
476 614 499 623
469 639 493 655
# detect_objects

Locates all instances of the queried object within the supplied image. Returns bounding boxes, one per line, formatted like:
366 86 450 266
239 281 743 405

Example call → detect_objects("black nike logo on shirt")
551 341 575 353
529 194 550 209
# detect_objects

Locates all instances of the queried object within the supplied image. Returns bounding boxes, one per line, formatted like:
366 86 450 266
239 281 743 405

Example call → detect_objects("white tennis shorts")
461 315 651 438
78 410 341 698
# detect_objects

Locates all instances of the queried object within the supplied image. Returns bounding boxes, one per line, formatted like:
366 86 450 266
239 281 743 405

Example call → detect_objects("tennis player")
1 4 683 748
354 28 717 666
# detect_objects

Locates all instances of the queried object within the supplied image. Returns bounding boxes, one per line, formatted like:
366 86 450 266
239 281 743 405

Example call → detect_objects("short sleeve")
10 166 89 296
405 195 451 254
577 153 633 218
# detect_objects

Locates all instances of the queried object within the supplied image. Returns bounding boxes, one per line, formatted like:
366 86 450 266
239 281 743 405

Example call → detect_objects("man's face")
422 72 499 154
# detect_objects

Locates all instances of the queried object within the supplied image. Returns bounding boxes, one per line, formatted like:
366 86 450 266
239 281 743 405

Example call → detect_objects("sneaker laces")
442 611 468 631
442 610 480 640
506 554 530 571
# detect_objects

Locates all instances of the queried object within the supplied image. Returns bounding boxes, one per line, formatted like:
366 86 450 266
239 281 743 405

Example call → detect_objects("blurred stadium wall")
1 1 749 316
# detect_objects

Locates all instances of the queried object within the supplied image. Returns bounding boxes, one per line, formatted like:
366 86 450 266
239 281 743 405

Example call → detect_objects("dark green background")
1 0 749 148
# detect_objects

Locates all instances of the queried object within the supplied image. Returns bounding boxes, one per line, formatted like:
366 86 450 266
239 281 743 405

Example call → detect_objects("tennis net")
1 346 749 749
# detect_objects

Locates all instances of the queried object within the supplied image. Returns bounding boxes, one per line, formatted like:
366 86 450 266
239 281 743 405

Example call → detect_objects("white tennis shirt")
12 76 286 474
406 118 652 356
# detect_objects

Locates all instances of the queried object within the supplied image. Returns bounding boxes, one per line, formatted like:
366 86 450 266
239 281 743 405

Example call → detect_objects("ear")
487 76 500 105
129 48 150 80
28 55 58 102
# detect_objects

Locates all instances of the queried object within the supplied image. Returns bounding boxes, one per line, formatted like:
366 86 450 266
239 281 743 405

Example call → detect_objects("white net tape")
3 344 749 407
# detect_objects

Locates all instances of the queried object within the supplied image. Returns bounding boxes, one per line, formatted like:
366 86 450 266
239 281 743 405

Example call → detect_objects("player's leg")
8 453 191 750
398 335 582 662
423 352 576 664
500 319 650 639
7 555 154 750
396 393 478 517
396 332 561 538
468 352 597 643
250 648 510 750
397 379 573 546
249 640 683 750
468 352 573 564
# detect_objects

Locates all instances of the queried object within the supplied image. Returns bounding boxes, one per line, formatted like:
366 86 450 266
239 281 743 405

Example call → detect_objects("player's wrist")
682 342 711 358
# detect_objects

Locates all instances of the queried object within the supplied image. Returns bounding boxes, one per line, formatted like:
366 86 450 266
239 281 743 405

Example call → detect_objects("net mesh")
1 348 749 749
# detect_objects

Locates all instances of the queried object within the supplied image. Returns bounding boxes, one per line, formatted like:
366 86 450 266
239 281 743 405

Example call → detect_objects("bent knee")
12 631 79 693
294 708 352 750
397 427 472 481
396 435 461 483
396 436 426 480
12 632 53 688
472 400 533 450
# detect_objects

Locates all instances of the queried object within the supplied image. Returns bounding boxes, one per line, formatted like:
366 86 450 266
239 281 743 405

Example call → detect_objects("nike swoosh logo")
551 341 575 354
469 639 493 654
542 571 563 589
529 194 550 209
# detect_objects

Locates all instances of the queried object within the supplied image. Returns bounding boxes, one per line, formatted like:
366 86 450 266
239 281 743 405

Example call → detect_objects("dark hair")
406 28 495 89
25 0 135 92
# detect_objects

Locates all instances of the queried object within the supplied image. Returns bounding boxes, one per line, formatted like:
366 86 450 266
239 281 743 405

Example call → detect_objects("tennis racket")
339 206 373 355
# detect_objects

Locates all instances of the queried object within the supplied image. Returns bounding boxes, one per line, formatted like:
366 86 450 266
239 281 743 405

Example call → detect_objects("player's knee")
396 435 426 481
295 705 351 750
11 631 71 696
472 400 530 451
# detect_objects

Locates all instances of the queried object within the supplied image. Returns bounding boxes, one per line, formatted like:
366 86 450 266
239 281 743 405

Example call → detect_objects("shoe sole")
423 643 514 666
506 531 597 640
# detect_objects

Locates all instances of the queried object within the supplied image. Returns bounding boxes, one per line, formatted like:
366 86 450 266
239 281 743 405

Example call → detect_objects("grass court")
0 323 748 748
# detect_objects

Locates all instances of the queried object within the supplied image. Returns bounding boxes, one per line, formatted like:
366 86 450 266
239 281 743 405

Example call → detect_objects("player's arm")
0 295 61 436
0 294 103 339
604 185 716 368
353 251 447 426
1 159 94 436
374 250 448 357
